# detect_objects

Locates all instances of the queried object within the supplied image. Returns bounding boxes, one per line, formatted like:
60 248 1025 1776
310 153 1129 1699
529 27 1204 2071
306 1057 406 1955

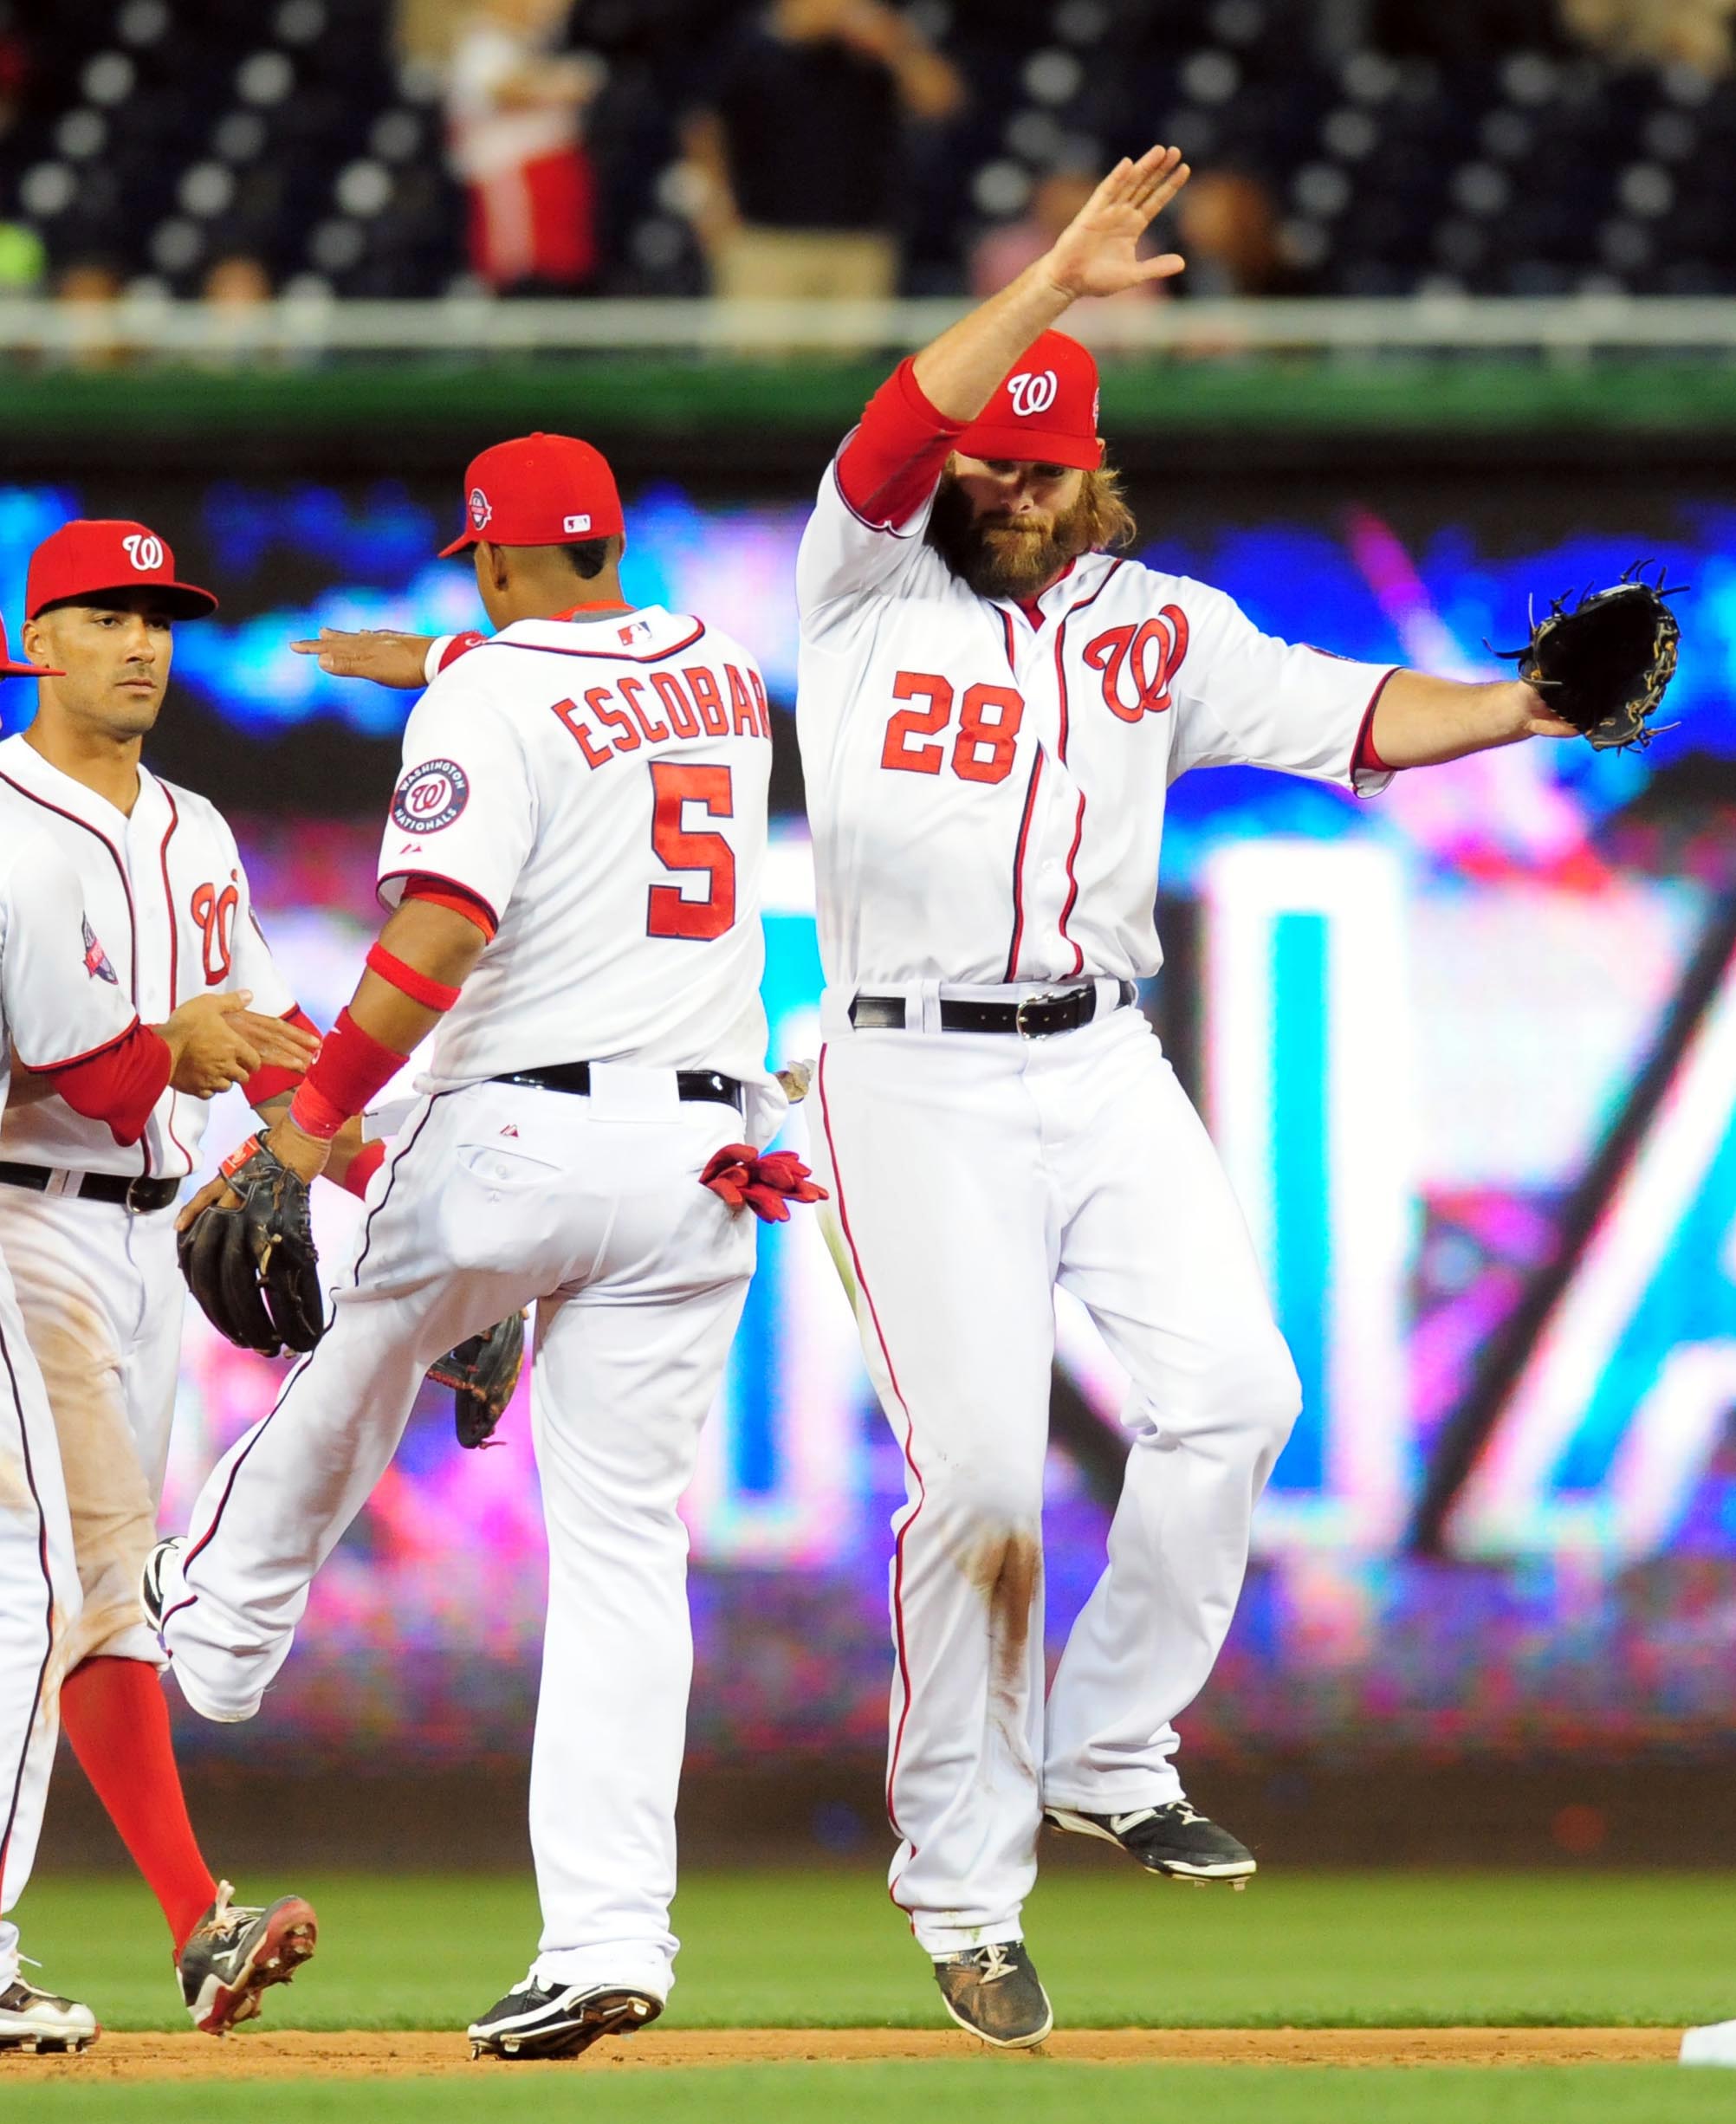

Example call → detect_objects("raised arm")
911 146 1189 418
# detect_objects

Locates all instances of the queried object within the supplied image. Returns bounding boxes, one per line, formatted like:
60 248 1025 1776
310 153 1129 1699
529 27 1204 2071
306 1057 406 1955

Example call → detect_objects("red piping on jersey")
1058 792 1087 979
476 619 706 665
1046 563 1126 975
157 787 192 1175
0 1311 55 1901
18 1013 140 1075
0 767 152 1176
1004 748 1046 984
817 1049 925 1892
998 606 1017 677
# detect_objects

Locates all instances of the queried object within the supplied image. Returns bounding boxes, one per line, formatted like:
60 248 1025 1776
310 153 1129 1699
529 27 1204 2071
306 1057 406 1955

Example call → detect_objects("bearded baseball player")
798 146 1587 2046
147 433 824 2059
0 521 372 2033
0 620 291 2050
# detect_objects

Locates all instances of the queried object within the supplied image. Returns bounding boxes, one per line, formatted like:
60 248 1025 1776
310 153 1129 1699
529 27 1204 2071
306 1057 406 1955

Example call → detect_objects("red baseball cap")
0 618 62 679
26 520 217 621
439 432 625 557
955 331 1104 471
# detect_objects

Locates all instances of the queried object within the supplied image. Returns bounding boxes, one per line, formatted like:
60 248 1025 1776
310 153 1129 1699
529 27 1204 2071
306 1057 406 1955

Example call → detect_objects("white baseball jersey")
0 827 140 1129
795 466 1396 991
379 605 774 1093
0 736 295 1181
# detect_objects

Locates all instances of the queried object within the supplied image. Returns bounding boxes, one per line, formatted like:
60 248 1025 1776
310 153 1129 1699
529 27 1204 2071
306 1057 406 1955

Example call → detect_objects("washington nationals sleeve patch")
81 915 120 984
392 759 470 835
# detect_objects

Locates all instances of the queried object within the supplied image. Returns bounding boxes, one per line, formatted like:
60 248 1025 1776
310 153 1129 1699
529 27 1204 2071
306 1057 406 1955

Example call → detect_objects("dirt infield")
2 2027 1684 2080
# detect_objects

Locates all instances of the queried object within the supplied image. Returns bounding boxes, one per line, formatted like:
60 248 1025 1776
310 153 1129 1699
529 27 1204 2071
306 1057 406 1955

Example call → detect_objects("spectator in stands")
202 255 274 308
445 0 606 294
683 0 964 302
1560 0 1735 72
1175 170 1289 297
971 167 1166 311
54 258 126 370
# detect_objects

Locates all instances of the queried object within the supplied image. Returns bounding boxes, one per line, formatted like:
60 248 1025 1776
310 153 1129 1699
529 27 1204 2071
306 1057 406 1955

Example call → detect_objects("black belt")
490 1064 743 1111
850 981 1137 1039
0 1161 180 1213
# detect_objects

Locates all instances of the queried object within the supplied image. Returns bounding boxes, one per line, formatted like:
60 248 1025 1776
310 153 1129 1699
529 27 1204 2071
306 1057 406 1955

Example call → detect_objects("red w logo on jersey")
1083 610 1190 723
81 916 119 985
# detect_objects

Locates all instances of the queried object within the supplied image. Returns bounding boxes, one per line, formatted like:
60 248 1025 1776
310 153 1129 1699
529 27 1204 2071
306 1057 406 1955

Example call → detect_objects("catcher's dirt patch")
2 2027 1682 2080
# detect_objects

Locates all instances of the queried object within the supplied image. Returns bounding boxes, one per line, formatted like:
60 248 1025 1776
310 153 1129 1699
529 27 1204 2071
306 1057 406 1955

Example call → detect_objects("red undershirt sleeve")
835 357 969 528
400 874 499 941
1352 696 1394 776
244 1004 322 1109
48 1021 172 1146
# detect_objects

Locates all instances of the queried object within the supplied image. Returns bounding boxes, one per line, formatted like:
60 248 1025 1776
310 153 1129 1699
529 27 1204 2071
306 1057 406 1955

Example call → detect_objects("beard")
924 470 1099 600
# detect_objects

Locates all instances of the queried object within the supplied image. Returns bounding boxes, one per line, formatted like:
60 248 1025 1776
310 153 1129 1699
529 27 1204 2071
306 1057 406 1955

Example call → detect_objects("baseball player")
0 521 372 2033
797 146 1581 2045
0 618 284 2050
148 432 821 2059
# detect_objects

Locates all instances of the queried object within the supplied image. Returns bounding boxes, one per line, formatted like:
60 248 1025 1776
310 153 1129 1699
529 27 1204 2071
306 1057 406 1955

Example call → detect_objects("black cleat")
1046 1798 1255 1884
932 1940 1053 2050
177 1882 318 2034
467 1978 662 2060
0 1978 98 2053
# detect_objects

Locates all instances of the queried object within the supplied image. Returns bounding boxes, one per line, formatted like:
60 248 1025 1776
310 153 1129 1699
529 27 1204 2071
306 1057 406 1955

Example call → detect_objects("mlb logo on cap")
26 520 218 621
439 434 625 557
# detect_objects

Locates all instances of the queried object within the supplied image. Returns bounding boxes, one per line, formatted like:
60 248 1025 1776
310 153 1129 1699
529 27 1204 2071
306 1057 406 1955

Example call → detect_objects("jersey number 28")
647 761 735 940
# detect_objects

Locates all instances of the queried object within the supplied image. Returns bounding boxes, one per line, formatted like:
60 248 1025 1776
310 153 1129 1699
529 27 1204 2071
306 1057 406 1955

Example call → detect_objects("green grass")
9 2066 1736 2124
15 1868 1736 2033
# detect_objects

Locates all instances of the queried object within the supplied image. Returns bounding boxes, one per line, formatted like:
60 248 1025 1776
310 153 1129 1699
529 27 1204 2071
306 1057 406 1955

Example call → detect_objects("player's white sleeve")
795 446 939 625
376 668 536 922
223 827 299 1018
1167 581 1396 795
0 836 140 1069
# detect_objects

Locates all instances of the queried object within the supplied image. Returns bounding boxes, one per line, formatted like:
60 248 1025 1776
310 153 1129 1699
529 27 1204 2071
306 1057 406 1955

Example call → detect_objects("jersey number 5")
647 761 736 940
881 672 1025 786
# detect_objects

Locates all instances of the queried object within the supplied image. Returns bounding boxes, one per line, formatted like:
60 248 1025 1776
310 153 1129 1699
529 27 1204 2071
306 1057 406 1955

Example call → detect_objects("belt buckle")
1014 991 1067 1039
124 1176 157 1214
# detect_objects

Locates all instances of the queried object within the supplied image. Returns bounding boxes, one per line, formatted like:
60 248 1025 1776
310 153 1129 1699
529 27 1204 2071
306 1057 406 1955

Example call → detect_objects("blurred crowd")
3 0 1736 311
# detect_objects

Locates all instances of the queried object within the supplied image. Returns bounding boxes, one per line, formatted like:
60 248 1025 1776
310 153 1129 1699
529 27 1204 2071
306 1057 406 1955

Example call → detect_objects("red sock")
61 1656 218 1954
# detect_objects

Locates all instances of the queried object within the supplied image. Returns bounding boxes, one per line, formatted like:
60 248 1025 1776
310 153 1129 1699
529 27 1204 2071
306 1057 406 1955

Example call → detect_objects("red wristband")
339 1137 388 1200
366 942 462 1011
289 1007 407 1140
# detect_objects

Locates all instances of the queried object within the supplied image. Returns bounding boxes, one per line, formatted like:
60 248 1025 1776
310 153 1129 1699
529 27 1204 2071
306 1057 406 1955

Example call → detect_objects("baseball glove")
1507 564 1682 752
431 1310 527 1449
178 1133 326 1358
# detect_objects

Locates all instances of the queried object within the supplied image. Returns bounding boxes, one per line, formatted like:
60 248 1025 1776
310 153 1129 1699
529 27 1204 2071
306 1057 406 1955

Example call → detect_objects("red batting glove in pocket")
701 1144 830 1224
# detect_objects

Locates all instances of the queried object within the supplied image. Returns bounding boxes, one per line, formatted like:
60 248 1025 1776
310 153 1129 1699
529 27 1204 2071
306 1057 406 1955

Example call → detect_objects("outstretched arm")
911 146 1189 418
1370 671 1577 768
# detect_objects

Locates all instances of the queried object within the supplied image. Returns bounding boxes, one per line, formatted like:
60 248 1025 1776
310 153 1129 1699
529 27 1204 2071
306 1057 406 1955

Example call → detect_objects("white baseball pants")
810 1001 1299 1955
0 1189 182 1668
0 1249 81 1991
160 1072 755 2000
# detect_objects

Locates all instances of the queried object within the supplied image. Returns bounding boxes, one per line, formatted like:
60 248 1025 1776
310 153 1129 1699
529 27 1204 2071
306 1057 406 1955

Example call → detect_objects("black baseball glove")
178 1133 326 1357
431 1309 528 1448
1507 565 1682 753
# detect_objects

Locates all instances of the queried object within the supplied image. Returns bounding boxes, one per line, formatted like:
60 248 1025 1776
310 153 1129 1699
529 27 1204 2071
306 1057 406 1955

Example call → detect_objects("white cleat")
0 1978 100 2053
